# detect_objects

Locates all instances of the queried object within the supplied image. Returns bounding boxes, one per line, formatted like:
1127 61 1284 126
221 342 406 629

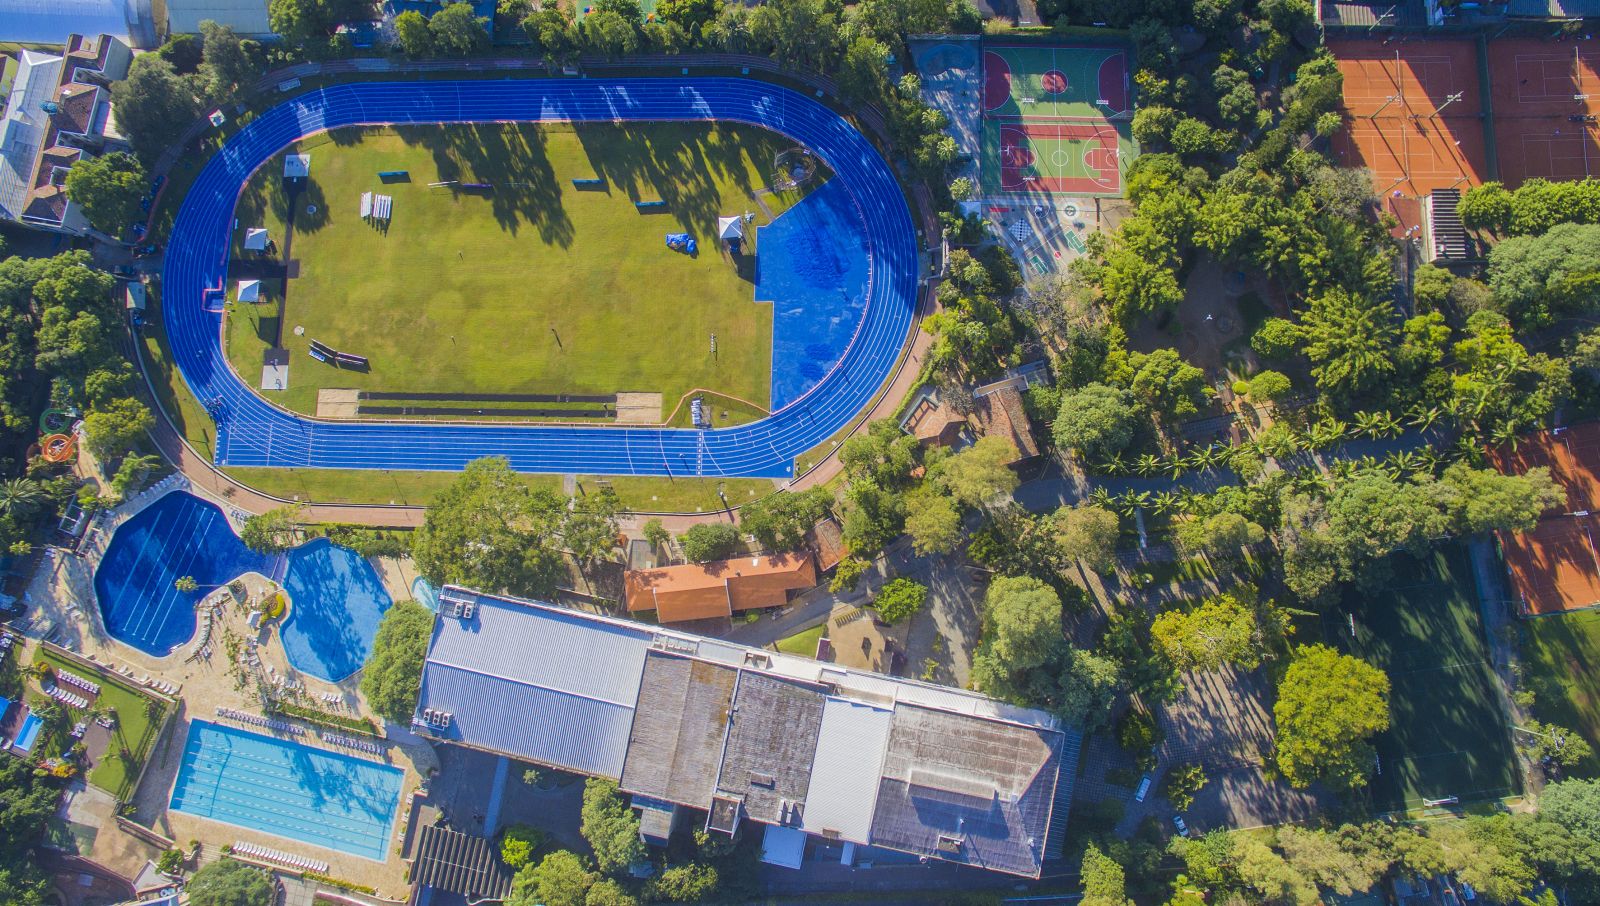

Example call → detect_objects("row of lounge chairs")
214 706 304 736
318 730 383 756
46 685 89 709
231 841 327 874
57 671 98 695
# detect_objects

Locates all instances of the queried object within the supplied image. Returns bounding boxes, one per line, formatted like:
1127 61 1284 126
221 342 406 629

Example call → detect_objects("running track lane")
164 78 919 479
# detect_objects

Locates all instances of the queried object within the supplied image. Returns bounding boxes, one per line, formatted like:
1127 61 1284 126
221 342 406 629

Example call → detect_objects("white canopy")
243 227 268 250
236 279 260 302
717 215 744 240
284 154 310 178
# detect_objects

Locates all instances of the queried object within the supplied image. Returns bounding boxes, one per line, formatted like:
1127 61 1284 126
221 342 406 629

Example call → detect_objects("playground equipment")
40 434 75 463
665 233 698 255
38 407 78 435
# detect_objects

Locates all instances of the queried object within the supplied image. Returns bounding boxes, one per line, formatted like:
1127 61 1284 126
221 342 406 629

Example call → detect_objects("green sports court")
1324 545 1521 809
980 43 1138 196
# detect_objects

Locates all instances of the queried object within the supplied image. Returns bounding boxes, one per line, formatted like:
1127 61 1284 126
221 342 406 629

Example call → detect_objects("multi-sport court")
980 44 1135 196
1331 35 1600 209
163 78 918 479
1325 545 1520 809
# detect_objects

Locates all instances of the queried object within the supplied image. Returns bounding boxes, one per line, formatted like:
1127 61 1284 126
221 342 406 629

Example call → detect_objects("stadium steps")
1427 189 1472 262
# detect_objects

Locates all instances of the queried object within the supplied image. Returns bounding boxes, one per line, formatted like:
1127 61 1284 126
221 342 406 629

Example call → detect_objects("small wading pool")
169 719 402 860
94 493 393 680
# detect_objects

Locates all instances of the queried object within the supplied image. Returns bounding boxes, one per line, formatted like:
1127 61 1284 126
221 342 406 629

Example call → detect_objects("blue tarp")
757 178 871 411
665 233 697 254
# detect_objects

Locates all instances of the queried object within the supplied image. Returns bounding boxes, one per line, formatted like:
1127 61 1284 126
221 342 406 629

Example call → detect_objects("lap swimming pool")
170 720 402 860
95 493 393 681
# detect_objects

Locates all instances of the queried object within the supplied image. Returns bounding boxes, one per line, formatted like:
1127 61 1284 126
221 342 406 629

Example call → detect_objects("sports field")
1325 545 1520 809
980 43 1136 196
1520 608 1600 774
227 121 804 422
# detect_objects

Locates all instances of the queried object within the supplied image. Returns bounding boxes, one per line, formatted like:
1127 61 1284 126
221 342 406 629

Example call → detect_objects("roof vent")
936 834 963 854
749 771 776 788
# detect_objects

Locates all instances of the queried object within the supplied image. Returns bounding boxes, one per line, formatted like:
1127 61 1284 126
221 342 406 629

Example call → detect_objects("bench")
571 178 605 189
635 200 668 211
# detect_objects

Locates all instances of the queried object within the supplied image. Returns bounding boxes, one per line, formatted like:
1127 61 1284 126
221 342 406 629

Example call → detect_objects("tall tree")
110 55 201 162
508 851 596 906
933 435 1019 509
430 2 490 54
359 600 434 723
1081 844 1134 906
580 779 646 873
411 457 567 598
1272 644 1390 789
198 20 260 105
1299 289 1398 398
738 487 831 551
64 152 146 235
1053 383 1141 461
1052 503 1120 574
1151 589 1284 673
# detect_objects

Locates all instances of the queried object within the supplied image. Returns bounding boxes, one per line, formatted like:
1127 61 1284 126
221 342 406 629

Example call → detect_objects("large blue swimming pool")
95 493 393 681
94 492 269 656
170 720 402 860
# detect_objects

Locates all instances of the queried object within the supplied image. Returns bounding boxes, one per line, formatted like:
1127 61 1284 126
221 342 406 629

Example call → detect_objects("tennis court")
1328 37 1487 231
1486 38 1600 185
1325 545 1520 809
980 43 1136 196
1491 423 1600 614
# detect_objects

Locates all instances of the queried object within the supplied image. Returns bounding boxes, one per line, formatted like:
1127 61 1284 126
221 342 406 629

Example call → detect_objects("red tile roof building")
625 552 818 623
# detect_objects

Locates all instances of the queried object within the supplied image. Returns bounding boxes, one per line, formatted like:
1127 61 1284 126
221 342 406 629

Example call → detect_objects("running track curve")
164 78 918 479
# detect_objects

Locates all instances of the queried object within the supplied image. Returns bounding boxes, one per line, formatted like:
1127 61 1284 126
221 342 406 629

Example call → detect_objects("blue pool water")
95 493 394 679
280 539 392 683
94 492 270 656
170 720 402 860
13 714 41 753
756 178 871 412
411 576 439 612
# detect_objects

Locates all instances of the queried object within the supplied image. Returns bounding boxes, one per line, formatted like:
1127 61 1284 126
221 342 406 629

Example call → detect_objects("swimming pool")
94 492 270 655
95 493 394 677
280 539 392 683
411 577 439 612
169 720 402 860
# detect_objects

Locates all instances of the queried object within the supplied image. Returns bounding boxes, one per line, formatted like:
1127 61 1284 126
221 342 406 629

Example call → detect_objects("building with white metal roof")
414 587 1079 878
165 0 271 35
0 0 157 46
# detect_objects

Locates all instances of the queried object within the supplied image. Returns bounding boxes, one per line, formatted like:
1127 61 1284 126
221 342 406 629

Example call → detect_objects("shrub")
870 578 928 624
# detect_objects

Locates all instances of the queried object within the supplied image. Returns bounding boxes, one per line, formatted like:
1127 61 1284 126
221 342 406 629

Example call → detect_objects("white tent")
243 227 268 250
717 216 744 241
359 192 372 218
236 279 260 302
284 154 310 179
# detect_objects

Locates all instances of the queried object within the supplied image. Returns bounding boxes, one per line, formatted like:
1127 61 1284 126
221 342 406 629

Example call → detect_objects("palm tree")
1118 490 1152 517
1152 491 1183 515
1088 487 1115 509
1135 454 1162 477
1406 405 1445 432
1096 455 1128 477
0 478 45 519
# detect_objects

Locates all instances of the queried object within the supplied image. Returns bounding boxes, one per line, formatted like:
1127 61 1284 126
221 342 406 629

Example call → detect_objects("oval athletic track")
164 78 919 479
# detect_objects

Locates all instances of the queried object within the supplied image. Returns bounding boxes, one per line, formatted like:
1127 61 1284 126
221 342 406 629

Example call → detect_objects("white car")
1173 815 1190 837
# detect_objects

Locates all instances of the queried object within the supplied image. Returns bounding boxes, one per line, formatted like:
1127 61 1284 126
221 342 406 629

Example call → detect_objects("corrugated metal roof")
1507 0 1600 16
416 593 653 778
411 824 512 900
418 662 638 778
0 0 135 44
0 51 62 220
166 0 271 34
803 697 893 844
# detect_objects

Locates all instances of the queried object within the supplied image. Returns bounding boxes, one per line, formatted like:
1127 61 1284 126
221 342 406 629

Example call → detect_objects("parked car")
1135 774 1153 802
1173 815 1190 837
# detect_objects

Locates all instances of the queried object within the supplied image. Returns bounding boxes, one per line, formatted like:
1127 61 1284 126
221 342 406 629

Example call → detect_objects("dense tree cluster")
113 22 262 161
359 600 435 723
1459 177 1600 236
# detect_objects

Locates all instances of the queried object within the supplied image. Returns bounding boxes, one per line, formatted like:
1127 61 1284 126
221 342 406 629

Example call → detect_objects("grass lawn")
35 650 167 800
1520 608 1600 775
227 121 809 420
1327 544 1520 808
775 623 827 657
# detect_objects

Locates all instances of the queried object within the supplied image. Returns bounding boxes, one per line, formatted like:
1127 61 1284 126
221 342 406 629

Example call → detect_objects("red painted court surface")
1328 37 1486 228
995 122 1122 193
1492 423 1600 615
1485 37 1600 186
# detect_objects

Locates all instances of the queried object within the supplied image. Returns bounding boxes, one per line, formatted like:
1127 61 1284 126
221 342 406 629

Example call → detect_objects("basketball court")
1328 38 1487 232
980 43 1137 196
1491 422 1600 615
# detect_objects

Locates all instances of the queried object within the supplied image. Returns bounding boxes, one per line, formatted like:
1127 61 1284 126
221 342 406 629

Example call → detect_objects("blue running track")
164 78 919 478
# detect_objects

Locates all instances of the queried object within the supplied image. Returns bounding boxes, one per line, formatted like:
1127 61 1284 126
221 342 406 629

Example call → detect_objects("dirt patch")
315 388 359 418
615 392 663 425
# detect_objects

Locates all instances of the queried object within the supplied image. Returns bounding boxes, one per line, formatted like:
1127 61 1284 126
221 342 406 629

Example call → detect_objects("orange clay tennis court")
1485 37 1600 185
1328 37 1487 228
1492 422 1600 615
